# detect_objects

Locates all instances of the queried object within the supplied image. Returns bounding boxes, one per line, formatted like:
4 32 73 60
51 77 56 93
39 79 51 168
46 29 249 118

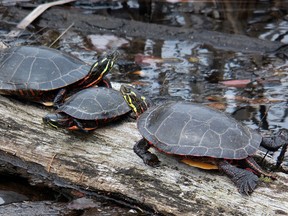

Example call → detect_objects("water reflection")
107 34 287 136
75 0 288 40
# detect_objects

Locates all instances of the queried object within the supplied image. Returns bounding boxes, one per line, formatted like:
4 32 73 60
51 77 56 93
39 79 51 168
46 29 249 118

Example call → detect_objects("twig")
258 105 271 129
7 0 76 37
49 22 74 48
47 153 57 172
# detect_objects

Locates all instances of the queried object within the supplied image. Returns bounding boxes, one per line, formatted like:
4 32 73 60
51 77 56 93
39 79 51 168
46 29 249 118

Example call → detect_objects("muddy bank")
3 6 283 53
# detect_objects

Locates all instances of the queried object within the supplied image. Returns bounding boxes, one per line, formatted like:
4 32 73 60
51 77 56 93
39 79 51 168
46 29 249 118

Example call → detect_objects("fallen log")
0 93 287 215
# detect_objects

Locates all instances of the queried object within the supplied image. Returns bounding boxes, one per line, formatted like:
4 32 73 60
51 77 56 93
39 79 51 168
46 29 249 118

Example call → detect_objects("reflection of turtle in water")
120 85 288 195
0 46 118 106
43 87 131 132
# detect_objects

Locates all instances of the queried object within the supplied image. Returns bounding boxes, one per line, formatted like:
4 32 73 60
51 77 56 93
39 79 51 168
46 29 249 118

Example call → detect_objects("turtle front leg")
218 160 259 195
261 128 288 151
134 138 160 167
53 89 67 109
261 129 288 168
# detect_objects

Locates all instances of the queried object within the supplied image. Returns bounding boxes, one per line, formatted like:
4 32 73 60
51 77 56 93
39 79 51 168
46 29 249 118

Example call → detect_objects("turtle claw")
143 153 161 167
232 169 259 195
219 160 259 195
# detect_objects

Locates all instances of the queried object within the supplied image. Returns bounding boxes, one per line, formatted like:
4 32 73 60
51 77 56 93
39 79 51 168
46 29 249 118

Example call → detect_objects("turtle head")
42 113 69 129
120 84 153 117
85 50 119 87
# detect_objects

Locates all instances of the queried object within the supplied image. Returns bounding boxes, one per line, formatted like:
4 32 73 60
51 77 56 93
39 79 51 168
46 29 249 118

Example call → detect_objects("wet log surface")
0 94 288 215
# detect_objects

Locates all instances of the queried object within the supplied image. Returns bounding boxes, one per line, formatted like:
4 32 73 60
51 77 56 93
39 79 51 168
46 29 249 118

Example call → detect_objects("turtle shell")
137 101 262 160
58 87 130 120
0 46 89 91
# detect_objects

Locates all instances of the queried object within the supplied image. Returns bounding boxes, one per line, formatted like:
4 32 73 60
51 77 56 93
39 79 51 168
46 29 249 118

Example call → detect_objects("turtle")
0 46 119 107
43 87 131 132
120 84 288 195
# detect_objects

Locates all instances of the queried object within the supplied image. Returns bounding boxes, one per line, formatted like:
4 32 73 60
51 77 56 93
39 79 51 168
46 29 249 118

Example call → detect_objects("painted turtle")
43 87 131 132
0 46 119 106
120 85 288 195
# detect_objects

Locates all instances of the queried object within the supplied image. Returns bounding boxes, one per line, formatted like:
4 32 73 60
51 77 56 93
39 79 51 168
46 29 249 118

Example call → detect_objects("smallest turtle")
120 84 288 195
43 87 131 132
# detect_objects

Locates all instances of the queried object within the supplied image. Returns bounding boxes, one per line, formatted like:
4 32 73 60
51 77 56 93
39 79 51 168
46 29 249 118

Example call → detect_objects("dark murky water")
70 0 288 134
0 174 68 205
0 0 288 214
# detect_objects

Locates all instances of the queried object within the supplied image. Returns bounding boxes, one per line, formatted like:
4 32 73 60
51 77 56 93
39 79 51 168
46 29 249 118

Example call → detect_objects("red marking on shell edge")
29 89 36 96
18 89 25 96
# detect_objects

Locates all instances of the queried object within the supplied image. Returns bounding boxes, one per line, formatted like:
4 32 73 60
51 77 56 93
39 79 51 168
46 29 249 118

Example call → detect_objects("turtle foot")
143 153 161 167
134 138 160 167
231 169 259 195
219 160 259 195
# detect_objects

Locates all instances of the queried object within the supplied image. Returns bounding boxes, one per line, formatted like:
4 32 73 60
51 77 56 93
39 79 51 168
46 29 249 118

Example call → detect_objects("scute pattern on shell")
137 101 262 159
59 87 131 120
0 46 88 91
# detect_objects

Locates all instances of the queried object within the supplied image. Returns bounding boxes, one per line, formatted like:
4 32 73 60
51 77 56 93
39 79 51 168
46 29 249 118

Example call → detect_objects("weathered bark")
0 94 287 216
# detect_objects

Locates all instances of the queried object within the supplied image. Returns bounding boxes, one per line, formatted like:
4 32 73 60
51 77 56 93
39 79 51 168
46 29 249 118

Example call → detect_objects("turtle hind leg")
134 138 160 167
243 156 276 179
218 160 258 195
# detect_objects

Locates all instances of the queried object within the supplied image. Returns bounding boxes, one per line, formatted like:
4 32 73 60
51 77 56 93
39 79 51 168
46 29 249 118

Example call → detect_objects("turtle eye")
43 115 60 129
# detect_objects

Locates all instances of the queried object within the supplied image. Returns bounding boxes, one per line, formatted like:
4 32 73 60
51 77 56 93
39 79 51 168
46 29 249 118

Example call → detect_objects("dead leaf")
220 79 251 88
